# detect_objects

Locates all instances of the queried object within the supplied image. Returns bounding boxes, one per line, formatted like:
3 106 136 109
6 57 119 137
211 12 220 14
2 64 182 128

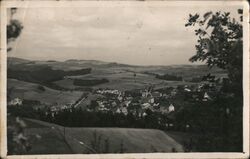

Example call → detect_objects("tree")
185 10 244 152
185 10 243 87
7 20 23 42
7 8 27 155
7 8 23 52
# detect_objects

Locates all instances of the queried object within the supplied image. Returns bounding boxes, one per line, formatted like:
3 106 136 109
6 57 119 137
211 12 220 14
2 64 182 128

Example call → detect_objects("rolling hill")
7 57 226 76
8 79 83 105
10 118 184 154
7 57 227 104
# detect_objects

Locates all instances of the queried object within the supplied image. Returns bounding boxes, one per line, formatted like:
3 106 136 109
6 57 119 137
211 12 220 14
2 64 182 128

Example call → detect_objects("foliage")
7 8 30 155
8 66 91 90
185 10 243 85
7 117 31 155
184 10 243 152
73 78 109 86
8 66 91 83
8 105 174 131
7 20 23 43
155 74 183 81
7 8 23 52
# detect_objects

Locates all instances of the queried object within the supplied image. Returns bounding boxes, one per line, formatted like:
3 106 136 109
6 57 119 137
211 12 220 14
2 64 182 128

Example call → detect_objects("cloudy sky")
8 2 242 65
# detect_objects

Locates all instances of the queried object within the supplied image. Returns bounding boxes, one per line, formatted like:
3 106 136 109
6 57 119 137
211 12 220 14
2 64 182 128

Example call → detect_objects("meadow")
8 79 82 105
19 118 184 154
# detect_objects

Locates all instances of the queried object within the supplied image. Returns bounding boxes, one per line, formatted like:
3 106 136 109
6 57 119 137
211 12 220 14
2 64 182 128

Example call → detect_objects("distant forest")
8 66 91 90
156 74 183 81
73 78 109 86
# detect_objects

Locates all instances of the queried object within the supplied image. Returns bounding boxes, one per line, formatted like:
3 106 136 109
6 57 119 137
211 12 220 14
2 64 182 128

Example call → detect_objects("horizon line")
7 56 206 67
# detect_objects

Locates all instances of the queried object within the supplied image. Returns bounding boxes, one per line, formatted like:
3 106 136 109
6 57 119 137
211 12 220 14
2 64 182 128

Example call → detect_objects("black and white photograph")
0 0 249 158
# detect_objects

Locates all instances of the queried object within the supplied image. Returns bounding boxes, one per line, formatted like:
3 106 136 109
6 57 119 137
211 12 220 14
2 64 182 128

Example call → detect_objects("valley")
7 57 227 154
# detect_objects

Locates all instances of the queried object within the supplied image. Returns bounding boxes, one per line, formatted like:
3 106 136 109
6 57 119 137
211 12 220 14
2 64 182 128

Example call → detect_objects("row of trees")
155 74 183 81
73 78 109 86
8 104 177 131
8 66 92 83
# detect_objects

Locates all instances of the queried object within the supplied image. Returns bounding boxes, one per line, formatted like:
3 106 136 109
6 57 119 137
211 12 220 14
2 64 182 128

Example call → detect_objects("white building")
142 103 151 109
121 107 128 115
168 104 175 112
203 92 211 101
97 101 105 108
152 92 162 98
50 106 58 112
142 89 151 98
118 94 123 102
204 92 210 99
149 97 154 104
8 97 23 106
153 103 160 107
184 88 191 92
124 100 131 107
116 108 121 113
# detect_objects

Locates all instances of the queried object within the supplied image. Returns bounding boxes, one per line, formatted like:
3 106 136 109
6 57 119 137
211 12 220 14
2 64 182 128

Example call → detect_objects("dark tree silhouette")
184 10 244 152
7 8 23 51
185 10 243 86
7 20 23 42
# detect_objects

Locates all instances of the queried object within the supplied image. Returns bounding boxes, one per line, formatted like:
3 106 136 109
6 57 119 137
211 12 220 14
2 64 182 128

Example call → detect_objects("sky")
7 2 242 66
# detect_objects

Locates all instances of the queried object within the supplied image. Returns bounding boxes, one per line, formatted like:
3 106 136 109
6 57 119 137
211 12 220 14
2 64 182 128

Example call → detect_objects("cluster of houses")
47 103 74 117
8 81 217 120
96 89 120 95
89 82 216 116
183 83 215 102
91 88 176 116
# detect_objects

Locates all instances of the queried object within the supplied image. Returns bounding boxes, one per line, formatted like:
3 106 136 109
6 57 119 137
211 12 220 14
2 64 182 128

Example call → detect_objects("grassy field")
8 57 227 93
11 118 184 154
52 62 226 91
54 68 196 91
8 79 83 105
8 117 73 155
66 127 184 153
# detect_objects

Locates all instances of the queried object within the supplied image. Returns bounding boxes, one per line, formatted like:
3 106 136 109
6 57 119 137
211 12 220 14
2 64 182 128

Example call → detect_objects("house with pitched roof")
168 104 175 112
8 97 23 106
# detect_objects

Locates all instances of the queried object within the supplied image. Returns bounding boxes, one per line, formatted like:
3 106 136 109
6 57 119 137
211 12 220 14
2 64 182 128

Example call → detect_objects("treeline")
49 110 169 129
8 66 91 83
8 105 173 131
156 74 183 81
65 68 91 76
73 78 109 86
8 66 91 90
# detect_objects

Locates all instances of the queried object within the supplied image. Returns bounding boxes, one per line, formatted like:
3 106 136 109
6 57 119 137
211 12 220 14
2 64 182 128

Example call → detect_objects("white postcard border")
0 1 249 159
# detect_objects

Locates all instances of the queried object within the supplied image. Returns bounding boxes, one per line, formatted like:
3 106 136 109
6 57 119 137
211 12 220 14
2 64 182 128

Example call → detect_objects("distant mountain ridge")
7 57 227 79
7 57 207 68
